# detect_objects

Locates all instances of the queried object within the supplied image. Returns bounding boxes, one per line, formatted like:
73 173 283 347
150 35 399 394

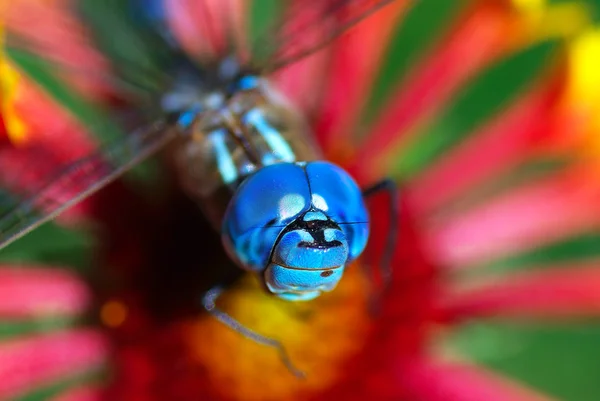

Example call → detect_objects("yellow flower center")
567 28 600 116
188 268 371 400
512 0 591 41
0 26 29 144
565 27 600 160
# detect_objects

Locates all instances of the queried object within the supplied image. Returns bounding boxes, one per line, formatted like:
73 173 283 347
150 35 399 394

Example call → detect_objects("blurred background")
2 0 600 400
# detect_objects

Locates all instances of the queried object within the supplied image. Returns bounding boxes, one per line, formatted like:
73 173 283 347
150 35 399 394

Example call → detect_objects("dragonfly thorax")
171 75 320 228
168 74 369 302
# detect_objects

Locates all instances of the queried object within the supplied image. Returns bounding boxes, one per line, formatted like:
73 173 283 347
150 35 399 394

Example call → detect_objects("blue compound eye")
222 163 311 271
305 162 370 261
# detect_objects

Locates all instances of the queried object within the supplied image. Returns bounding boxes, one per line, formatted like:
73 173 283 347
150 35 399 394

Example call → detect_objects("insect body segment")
222 161 369 301
171 75 319 227
0 0 399 377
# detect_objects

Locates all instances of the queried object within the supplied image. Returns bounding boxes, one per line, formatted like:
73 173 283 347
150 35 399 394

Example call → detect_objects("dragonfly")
0 0 399 376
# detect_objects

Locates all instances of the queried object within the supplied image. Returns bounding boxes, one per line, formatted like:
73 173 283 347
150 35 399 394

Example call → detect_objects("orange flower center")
187 267 371 400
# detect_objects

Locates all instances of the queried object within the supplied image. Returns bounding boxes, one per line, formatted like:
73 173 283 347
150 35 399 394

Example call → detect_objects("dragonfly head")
264 211 349 301
221 162 370 301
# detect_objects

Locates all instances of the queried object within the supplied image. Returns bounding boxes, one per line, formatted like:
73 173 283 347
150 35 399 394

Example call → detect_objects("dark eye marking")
320 270 334 277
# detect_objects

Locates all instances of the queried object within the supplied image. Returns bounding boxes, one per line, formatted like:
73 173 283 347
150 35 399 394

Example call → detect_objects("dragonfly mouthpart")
264 220 349 300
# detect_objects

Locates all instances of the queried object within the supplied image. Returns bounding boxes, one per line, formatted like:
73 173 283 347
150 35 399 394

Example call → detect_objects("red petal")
351 2 516 183
0 73 98 220
273 49 331 116
407 80 562 217
0 267 91 317
439 263 600 320
10 73 96 156
272 1 337 115
425 166 600 268
0 329 108 400
313 1 408 155
399 359 555 401
4 0 112 98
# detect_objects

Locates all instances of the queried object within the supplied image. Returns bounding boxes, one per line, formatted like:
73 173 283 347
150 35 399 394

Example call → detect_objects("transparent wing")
2 0 187 100
254 0 397 71
0 121 178 250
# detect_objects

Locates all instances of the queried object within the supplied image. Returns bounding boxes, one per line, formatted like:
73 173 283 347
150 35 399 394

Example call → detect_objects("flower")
0 266 108 401
2 0 600 400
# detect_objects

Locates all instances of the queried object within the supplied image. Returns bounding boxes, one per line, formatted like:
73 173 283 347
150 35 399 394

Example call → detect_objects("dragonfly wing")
255 0 397 71
0 121 178 250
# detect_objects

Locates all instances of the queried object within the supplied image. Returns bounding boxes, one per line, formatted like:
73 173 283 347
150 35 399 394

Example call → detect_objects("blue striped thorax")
167 73 370 302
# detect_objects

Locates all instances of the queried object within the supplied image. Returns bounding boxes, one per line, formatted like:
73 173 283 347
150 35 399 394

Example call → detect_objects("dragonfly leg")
202 286 306 378
361 178 400 312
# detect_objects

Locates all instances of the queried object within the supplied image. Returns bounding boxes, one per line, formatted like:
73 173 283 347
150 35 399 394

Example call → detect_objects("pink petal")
351 2 516 183
313 1 408 155
273 49 331 116
424 166 600 268
275 1 404 116
0 329 108 400
0 75 98 221
439 263 600 320
400 359 555 401
272 1 336 115
0 267 91 317
0 144 93 222
4 0 112 98
407 82 561 217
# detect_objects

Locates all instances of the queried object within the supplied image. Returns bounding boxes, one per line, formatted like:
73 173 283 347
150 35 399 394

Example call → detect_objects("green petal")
363 0 465 125
0 317 81 340
77 0 171 91
439 156 571 220
7 48 125 145
478 231 600 274
394 40 558 178
249 0 285 62
15 369 106 401
0 222 95 272
447 322 600 401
